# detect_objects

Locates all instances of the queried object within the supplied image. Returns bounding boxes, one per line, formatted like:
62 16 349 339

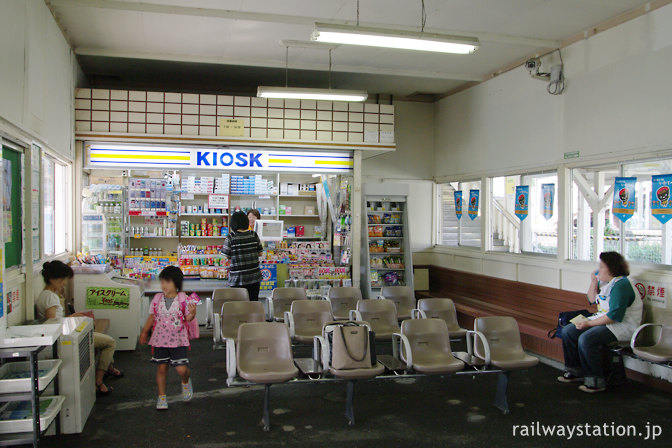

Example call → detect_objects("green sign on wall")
86 287 130 309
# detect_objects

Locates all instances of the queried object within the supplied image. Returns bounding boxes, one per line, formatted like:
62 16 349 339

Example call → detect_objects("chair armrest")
392 332 413 372
205 297 213 328
314 335 330 373
411 309 427 319
267 297 275 321
284 311 295 337
225 338 237 385
466 330 491 365
630 323 661 350
349 310 363 321
213 313 222 346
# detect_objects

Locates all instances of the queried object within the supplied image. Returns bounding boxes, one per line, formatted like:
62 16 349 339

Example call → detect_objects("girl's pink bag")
180 292 201 340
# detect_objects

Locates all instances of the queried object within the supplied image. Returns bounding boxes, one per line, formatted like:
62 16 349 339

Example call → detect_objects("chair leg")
494 371 510 415
262 384 271 432
345 380 356 426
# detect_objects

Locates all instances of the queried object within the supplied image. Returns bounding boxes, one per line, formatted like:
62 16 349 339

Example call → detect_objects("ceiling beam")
74 47 484 82
48 0 561 48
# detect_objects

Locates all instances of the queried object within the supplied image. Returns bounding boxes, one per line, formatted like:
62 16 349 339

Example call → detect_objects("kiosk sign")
86 143 354 173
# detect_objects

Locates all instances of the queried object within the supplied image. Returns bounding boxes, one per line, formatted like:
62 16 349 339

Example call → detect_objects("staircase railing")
492 198 520 253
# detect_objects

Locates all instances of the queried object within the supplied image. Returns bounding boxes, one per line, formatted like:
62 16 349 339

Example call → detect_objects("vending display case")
361 184 413 299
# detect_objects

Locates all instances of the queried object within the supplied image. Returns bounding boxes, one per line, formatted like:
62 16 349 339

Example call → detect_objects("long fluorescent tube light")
257 86 368 102
312 22 479 54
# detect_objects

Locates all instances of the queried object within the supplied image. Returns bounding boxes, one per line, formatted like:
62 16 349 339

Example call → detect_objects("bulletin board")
2 147 23 269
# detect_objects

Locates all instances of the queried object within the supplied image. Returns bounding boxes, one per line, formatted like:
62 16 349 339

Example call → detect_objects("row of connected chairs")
207 285 419 326
210 285 468 349
226 315 539 431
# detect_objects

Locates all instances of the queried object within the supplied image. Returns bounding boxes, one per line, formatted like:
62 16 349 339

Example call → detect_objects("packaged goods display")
180 218 228 237
230 175 275 195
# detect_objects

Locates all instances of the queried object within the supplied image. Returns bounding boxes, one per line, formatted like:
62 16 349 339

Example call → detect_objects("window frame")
569 156 672 266
436 180 483 250
42 152 73 258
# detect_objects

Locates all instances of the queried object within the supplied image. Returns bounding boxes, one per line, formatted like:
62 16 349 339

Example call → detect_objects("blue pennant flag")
541 183 555 220
468 190 479 220
612 177 636 222
651 174 672 224
515 186 529 221
454 190 463 220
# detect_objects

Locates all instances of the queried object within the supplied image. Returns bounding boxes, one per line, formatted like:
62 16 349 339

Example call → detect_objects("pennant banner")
651 174 672 224
541 183 555 220
612 177 636 222
515 185 529 221
454 190 463 220
468 189 479 220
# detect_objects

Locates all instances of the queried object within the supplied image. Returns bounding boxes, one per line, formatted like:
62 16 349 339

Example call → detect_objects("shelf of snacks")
370 270 406 289
369 255 405 270
178 245 229 280
362 194 412 298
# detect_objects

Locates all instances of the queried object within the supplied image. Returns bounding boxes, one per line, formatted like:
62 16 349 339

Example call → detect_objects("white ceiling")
48 0 650 97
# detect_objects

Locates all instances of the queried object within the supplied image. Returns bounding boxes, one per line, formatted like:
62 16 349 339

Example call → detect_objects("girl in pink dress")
140 266 196 410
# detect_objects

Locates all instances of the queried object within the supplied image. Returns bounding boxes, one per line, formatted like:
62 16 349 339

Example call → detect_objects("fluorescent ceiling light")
312 22 479 54
257 86 367 102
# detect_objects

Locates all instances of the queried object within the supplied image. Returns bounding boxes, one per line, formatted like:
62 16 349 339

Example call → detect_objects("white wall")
434 5 672 179
432 5 672 381
0 0 76 160
0 0 77 328
432 3 672 296
363 100 434 263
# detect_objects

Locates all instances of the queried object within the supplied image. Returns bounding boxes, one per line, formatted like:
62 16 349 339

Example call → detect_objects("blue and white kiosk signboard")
85 143 354 173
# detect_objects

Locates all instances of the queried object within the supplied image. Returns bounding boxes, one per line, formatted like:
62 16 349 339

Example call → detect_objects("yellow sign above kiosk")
86 143 353 173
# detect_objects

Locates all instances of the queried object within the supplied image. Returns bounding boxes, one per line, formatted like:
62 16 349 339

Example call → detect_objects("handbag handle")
338 325 369 363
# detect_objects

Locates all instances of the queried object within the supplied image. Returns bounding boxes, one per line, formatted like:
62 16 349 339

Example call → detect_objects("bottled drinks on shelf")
180 218 228 237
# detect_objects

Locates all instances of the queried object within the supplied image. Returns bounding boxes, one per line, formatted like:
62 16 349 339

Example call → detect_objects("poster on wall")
468 190 479 220
259 263 278 291
541 183 555 220
2 160 12 243
612 177 636 222
632 278 667 309
515 186 529 221
454 191 462 220
651 174 672 224
6 289 19 314
86 287 130 309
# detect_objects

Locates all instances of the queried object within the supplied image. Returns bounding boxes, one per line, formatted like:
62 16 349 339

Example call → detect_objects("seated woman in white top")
36 261 123 396
557 252 642 393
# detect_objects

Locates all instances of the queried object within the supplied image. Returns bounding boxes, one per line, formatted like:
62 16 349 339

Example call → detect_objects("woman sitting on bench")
558 251 642 393
36 260 124 396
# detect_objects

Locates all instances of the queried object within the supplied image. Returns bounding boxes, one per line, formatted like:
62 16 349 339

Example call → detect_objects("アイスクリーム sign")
86 287 130 309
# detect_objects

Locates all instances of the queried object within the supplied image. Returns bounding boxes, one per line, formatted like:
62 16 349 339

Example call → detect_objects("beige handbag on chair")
330 323 371 370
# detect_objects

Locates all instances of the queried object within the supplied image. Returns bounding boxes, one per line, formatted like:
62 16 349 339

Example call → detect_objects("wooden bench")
415 265 595 361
